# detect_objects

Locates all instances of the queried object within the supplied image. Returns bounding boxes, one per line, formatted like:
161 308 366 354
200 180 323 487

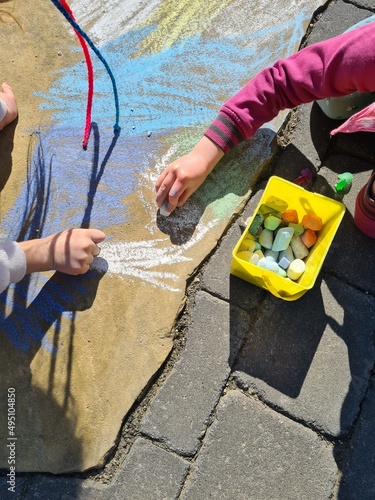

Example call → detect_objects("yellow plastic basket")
230 176 346 301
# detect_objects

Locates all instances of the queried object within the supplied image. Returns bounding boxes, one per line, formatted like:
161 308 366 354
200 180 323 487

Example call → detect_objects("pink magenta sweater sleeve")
204 22 375 153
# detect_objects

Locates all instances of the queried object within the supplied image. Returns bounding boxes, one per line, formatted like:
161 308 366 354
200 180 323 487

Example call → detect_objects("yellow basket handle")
262 274 306 302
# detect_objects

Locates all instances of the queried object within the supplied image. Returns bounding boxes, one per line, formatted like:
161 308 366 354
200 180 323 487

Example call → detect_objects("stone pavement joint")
141 291 252 457
180 391 338 499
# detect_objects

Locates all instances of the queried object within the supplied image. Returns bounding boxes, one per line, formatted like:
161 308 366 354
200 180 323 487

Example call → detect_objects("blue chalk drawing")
0 8 313 352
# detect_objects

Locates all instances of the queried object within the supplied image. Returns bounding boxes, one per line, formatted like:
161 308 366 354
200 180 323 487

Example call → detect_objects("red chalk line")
59 0 93 148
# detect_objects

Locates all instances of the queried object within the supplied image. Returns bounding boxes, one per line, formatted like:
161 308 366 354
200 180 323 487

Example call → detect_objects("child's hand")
155 152 211 216
49 228 106 275
0 82 18 130
155 137 224 215
20 228 106 275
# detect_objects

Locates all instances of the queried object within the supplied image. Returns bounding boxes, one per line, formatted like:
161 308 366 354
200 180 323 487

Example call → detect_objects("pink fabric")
331 102 375 135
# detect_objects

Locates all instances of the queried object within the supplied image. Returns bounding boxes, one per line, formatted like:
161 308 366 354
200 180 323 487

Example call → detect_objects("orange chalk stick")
302 213 323 231
301 228 317 248
281 209 299 224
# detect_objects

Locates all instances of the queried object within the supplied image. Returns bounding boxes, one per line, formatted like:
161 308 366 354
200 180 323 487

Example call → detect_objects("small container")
231 176 345 301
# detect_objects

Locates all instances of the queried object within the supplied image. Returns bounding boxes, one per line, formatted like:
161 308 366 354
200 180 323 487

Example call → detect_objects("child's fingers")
165 180 185 210
160 188 187 216
155 169 167 192
85 229 105 258
85 253 95 265
155 171 175 207
88 228 106 243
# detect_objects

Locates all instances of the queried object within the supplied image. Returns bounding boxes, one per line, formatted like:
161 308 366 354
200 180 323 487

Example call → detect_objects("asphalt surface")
1 0 375 498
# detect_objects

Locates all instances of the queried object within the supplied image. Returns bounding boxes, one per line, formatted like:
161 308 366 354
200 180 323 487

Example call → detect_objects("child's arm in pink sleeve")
205 22 375 153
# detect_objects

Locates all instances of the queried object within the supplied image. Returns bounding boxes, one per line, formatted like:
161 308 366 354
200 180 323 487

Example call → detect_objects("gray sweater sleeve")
0 241 26 293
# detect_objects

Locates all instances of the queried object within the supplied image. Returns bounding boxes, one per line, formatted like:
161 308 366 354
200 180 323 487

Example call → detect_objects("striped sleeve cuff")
204 112 245 153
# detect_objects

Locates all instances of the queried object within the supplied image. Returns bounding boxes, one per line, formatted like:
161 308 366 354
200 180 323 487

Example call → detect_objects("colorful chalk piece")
288 222 304 235
272 227 294 252
301 228 317 248
259 204 278 216
264 214 282 230
249 213 264 236
257 257 280 274
237 251 252 262
278 246 294 269
302 213 322 231
281 209 299 224
241 238 257 252
264 249 279 261
290 235 309 260
258 228 274 249
287 259 306 280
264 195 288 212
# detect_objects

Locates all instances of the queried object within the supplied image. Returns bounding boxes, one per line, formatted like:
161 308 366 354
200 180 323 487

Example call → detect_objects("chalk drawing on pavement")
0 2 316 353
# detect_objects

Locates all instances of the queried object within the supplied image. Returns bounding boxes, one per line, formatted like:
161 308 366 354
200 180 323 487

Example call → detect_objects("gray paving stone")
233 274 375 438
181 390 337 500
271 138 318 184
343 0 375 13
23 475 94 499
201 188 265 310
0 474 28 500
313 153 372 205
338 376 375 499
308 0 373 45
110 438 189 500
141 291 251 456
272 104 332 180
334 131 375 165
23 437 190 500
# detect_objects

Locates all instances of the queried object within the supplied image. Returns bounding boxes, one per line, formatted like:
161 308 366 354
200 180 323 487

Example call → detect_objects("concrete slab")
21 476 90 500
200 189 266 309
307 0 374 44
28 437 190 500
342 0 375 13
338 376 375 498
141 291 251 456
0 474 28 500
109 438 189 500
181 390 338 499
233 275 375 438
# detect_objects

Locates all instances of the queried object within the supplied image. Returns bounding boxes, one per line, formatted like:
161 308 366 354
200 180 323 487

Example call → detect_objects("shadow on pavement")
0 123 116 475
228 105 375 496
